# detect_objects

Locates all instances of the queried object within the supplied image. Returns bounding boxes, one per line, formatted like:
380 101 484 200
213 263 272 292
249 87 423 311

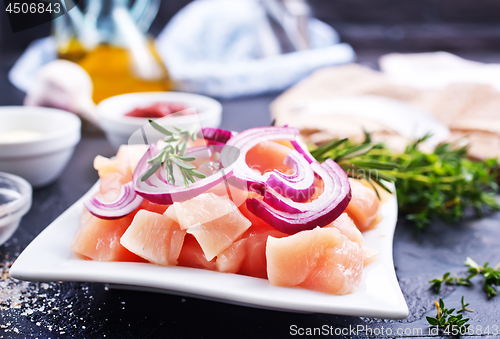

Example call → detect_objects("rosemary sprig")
310 137 398 199
426 297 471 331
141 120 206 187
311 134 500 231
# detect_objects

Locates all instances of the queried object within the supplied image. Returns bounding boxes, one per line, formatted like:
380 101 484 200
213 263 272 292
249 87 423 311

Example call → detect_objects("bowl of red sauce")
98 92 222 150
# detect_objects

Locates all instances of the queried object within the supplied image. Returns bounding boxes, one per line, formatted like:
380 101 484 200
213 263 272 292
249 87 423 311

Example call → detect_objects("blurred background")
2 0 500 52
0 0 500 141
1 0 500 115
2 1 500 54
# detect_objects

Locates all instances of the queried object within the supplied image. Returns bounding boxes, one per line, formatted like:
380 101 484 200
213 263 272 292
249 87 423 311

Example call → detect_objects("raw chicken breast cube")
345 178 380 232
120 210 186 266
71 209 144 262
173 193 251 261
266 227 363 295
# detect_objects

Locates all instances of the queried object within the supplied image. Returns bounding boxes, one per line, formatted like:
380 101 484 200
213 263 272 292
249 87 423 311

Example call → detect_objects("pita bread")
271 63 500 160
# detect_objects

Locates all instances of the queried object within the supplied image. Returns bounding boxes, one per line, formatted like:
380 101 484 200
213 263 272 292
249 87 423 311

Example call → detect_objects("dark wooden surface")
1 50 500 338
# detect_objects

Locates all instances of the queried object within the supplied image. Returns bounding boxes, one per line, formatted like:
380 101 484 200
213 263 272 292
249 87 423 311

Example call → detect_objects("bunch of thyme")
311 134 500 231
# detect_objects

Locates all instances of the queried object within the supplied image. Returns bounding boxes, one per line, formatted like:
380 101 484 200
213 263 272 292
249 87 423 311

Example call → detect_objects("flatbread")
271 63 500 160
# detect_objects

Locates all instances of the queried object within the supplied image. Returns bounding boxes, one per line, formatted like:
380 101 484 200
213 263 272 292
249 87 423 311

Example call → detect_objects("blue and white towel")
155 0 355 98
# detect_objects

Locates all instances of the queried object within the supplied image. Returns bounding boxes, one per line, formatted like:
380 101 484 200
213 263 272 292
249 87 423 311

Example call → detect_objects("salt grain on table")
0 256 94 336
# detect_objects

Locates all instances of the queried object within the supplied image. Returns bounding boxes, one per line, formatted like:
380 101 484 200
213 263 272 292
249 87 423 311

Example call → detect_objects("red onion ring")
265 150 315 202
83 182 144 220
220 126 315 201
133 144 236 205
246 159 351 235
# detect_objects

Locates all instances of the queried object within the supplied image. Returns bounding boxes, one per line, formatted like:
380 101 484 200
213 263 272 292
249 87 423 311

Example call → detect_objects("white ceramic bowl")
0 106 81 188
97 92 222 150
0 172 32 245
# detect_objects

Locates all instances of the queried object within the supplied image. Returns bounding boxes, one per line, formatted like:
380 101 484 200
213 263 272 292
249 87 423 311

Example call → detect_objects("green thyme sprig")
464 257 500 298
311 134 500 231
457 296 473 313
429 257 500 298
429 272 472 294
141 120 206 187
426 298 471 331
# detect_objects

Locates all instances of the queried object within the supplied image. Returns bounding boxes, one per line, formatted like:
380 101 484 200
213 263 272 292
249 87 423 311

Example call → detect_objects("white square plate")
10 182 408 319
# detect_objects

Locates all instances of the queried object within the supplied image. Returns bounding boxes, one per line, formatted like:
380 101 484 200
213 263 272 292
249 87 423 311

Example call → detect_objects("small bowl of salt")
0 172 31 246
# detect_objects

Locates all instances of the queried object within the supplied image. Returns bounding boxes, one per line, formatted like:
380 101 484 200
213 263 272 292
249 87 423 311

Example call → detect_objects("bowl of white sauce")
0 106 81 187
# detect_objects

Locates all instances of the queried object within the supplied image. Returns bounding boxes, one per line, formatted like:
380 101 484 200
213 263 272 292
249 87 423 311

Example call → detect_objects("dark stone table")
1 55 499 339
